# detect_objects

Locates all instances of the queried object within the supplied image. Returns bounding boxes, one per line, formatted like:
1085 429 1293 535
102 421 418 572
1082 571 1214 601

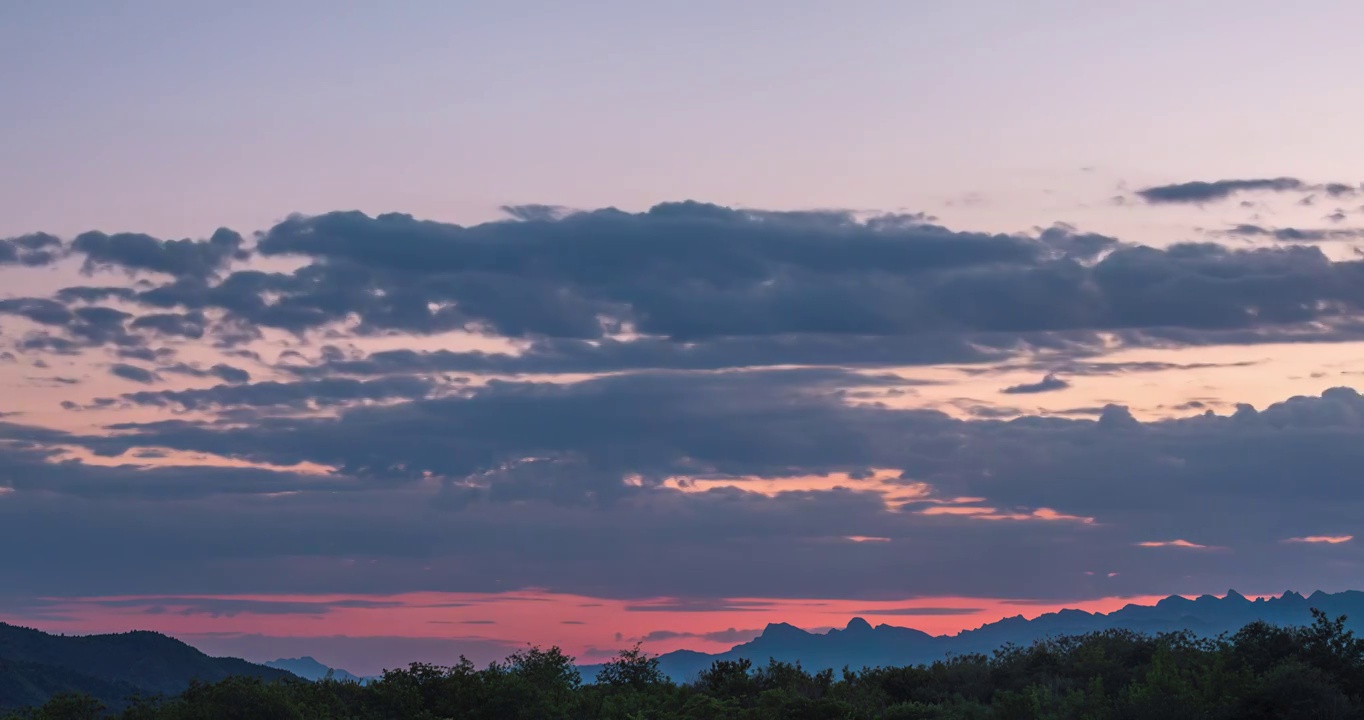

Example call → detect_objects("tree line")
7 609 1363 719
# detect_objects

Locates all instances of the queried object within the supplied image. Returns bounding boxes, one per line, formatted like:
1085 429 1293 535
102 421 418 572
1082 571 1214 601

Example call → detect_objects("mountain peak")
627 588 1364 683
760 622 808 640
264 656 362 682
271 656 323 667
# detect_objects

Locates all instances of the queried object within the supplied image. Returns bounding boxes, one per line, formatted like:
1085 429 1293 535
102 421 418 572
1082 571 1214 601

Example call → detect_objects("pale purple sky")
3 0 1361 239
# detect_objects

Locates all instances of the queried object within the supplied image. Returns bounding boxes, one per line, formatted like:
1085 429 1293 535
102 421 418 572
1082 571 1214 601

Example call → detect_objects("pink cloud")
1283 535 1353 544
1135 539 1213 549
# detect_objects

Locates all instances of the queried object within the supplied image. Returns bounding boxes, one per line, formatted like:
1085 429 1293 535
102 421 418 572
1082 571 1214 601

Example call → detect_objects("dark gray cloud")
27 596 406 618
638 628 762 644
129 311 207 339
55 286 139 304
29 376 81 386
76 369 906 489
0 233 62 266
1049 360 1260 376
845 607 985 616
0 298 77 326
622 600 778 613
71 227 247 279
11 203 1364 613
109 363 160 384
0 298 150 355
0 434 354 499
165 209 1364 345
107 375 442 411
959 404 1025 419
130 205 1101 341
4 380 1364 603
285 334 1030 377
117 346 176 363
1000 373 1070 394
956 359 1259 380
1135 177 1312 204
1219 224 1364 243
159 362 252 384
24 203 1364 374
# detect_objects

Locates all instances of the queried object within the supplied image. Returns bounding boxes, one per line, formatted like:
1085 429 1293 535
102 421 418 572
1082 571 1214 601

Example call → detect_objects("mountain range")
595 589 1364 681
7 589 1364 710
265 656 367 683
0 622 295 712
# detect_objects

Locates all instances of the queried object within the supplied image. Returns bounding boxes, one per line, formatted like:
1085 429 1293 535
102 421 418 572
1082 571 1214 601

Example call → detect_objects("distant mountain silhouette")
0 622 295 711
599 590 1364 681
265 656 365 683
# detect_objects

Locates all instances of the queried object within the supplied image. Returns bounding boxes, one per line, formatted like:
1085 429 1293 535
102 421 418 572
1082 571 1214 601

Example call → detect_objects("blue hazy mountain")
265 656 366 683
606 590 1364 682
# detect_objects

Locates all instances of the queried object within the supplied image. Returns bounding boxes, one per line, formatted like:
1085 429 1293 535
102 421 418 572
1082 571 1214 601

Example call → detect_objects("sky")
2 0 1364 676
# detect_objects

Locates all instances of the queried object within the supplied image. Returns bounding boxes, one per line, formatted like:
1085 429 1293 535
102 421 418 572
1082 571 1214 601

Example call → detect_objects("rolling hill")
0 623 295 711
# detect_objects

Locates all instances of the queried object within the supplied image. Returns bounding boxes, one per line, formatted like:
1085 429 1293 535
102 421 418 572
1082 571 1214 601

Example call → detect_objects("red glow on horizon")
0 591 1181 663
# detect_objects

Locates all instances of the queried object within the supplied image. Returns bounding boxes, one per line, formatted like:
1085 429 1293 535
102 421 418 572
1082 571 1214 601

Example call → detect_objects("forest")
5 609 1361 720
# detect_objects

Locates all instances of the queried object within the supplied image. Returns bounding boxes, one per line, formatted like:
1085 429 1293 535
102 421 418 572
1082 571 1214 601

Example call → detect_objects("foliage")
7 611 1364 719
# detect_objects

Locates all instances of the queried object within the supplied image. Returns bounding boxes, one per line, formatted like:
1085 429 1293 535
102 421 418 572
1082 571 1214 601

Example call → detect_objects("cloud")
72 369 912 492
0 233 62 267
623 599 778 613
0 435 354 499
637 628 762 644
0 298 152 355
1218 224 1364 243
71 227 247 279
1045 360 1260 376
129 311 208 339
159 362 252 384
1135 540 1211 549
0 298 79 326
106 375 442 411
63 596 406 617
844 607 985 616
1000 373 1070 394
1283 536 1353 544
203 209 1364 347
15 203 1364 610
286 334 1018 377
1135 177 1310 204
128 205 1113 341
23 204 1364 373
2 356 1362 604
109 363 160 384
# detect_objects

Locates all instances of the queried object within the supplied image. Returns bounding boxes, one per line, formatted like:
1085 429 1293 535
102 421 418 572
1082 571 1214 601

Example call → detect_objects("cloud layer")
2 200 1363 628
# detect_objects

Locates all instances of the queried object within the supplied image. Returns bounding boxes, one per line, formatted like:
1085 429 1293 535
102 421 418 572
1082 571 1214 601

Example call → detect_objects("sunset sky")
3 1 1364 676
